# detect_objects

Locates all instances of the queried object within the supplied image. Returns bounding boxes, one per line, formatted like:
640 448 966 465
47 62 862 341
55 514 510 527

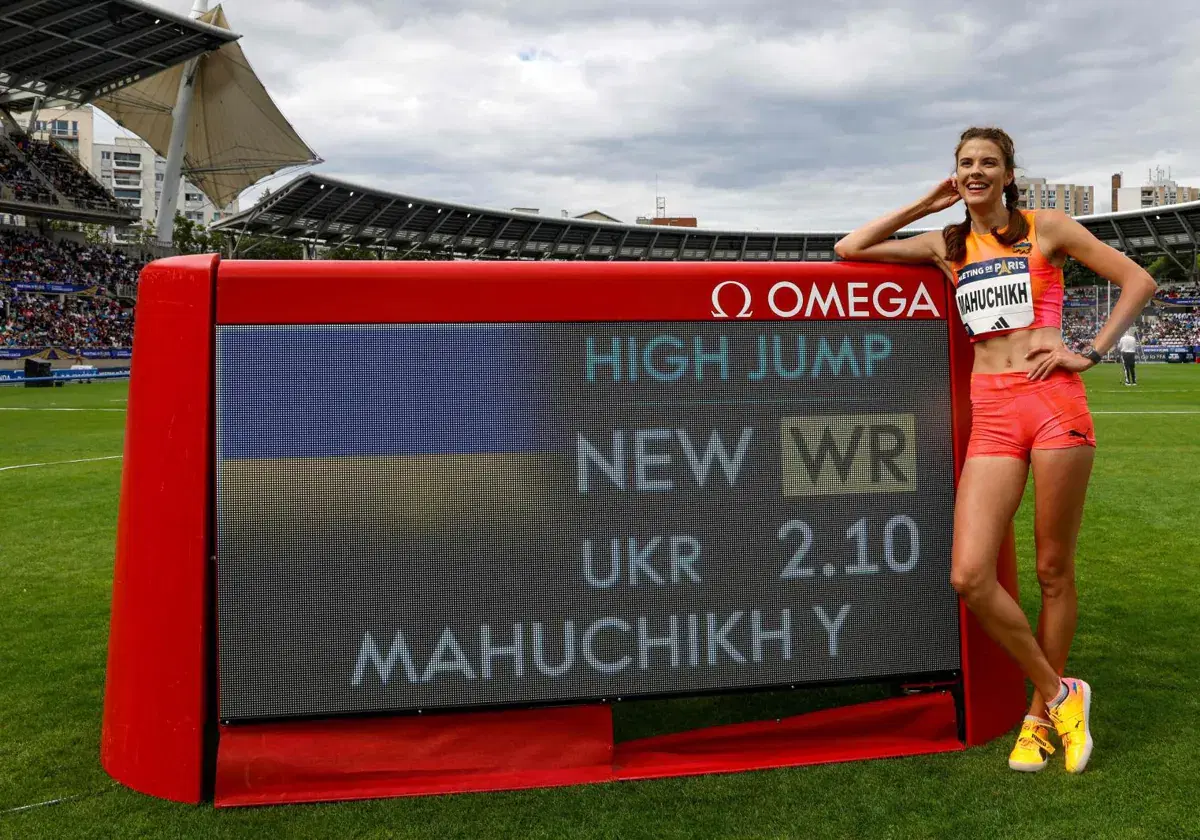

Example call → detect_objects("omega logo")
711 280 941 320
711 281 753 318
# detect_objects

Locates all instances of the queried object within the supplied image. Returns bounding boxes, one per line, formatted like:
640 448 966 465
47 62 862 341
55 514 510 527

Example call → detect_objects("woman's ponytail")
994 180 1029 246
942 208 972 264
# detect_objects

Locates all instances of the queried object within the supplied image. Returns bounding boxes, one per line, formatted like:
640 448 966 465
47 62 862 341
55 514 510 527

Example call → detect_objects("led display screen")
215 320 960 721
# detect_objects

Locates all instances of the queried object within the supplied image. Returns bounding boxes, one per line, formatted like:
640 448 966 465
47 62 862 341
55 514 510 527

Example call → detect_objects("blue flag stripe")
216 324 552 460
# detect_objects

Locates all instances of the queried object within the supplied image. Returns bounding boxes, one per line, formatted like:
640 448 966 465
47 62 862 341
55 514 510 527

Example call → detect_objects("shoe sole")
1067 680 1094 774
1008 758 1048 772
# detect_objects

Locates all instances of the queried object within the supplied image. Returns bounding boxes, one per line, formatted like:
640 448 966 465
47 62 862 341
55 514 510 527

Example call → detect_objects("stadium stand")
0 0 307 365
16 135 122 213
0 129 130 215
1062 282 1200 352
1062 311 1101 354
0 230 144 291
0 137 56 206
1159 283 1200 302
1 289 132 349
1141 312 1200 346
0 230 142 352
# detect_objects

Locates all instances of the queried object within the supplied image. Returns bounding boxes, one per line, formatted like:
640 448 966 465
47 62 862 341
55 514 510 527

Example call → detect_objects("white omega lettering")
847 282 869 317
711 281 753 318
768 281 804 318
804 285 846 318
873 282 905 317
907 282 941 317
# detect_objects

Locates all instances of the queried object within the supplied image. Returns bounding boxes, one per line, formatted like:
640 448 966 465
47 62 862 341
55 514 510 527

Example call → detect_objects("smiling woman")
834 125 1158 778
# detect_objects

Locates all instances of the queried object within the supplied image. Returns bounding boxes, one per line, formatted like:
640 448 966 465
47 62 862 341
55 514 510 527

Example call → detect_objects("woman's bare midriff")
971 326 1066 374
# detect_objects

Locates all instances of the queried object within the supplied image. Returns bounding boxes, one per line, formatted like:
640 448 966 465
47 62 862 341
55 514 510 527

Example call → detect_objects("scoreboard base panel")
613 690 960 782
213 692 960 807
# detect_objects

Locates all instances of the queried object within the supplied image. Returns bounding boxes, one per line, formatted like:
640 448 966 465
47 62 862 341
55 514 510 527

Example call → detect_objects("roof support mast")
24 96 42 134
155 0 208 247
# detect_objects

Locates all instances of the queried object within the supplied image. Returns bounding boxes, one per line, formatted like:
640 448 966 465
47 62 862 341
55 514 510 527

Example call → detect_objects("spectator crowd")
1139 313 1200 347
1157 283 1200 303
1062 311 1099 354
0 141 56 206
1059 278 1200 354
1062 309 1200 352
0 230 144 289
1 290 133 348
18 136 122 212
1 230 142 350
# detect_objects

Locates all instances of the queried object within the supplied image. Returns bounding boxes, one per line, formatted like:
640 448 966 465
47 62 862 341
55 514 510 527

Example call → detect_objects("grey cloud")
167 0 1200 228
354 0 1025 29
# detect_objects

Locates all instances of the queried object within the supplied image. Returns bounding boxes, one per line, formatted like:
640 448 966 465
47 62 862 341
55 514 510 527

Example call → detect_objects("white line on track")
2 784 116 814
3 795 86 814
0 407 125 411
1092 410 1200 415
0 455 122 472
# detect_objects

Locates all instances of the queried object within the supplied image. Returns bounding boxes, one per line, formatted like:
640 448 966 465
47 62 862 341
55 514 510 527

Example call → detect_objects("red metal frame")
101 255 217 803
101 257 1024 806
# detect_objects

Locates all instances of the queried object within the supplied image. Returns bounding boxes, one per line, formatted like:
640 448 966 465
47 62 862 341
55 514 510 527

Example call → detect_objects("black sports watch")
1083 346 1103 366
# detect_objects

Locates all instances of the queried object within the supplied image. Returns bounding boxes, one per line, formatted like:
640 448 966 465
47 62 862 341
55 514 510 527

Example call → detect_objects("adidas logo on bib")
992 316 1011 331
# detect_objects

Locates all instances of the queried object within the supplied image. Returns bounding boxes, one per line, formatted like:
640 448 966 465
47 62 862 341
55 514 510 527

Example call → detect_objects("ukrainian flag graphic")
215 324 560 532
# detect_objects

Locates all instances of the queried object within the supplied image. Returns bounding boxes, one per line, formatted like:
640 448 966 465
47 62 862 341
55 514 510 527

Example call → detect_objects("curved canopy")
93 4 319 209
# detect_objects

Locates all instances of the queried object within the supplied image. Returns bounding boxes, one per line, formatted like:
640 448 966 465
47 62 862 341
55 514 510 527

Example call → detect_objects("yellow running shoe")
1008 715 1055 772
1048 678 1094 774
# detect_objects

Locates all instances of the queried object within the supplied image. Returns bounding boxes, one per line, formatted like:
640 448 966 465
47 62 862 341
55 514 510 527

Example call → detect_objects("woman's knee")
951 562 994 604
1036 548 1076 597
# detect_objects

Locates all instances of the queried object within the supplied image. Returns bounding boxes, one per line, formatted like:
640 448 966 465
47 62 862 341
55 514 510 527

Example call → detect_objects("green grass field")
2 363 1200 839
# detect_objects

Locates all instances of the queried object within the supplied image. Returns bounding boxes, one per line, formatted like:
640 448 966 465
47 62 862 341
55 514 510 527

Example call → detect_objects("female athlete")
834 126 1157 774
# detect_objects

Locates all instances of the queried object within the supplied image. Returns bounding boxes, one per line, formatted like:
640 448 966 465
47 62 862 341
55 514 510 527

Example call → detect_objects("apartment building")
1016 177 1094 216
91 136 238 231
1112 168 1200 212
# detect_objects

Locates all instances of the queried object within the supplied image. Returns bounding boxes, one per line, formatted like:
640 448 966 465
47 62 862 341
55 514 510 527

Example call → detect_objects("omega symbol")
711 281 753 318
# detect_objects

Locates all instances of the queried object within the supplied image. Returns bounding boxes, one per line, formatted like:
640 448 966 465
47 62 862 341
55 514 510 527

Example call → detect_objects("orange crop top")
948 210 1064 342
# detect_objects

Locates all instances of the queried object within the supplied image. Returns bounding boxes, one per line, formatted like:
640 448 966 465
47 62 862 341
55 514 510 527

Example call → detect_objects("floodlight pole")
155 0 209 248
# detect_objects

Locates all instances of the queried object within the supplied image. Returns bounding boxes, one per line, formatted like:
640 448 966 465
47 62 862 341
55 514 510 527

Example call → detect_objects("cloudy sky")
96 0 1200 230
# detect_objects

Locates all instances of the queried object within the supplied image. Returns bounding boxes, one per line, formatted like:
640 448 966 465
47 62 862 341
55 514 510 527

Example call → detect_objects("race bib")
955 257 1034 337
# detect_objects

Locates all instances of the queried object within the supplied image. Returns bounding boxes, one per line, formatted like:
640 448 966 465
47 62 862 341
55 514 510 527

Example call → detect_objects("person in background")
1118 331 1138 385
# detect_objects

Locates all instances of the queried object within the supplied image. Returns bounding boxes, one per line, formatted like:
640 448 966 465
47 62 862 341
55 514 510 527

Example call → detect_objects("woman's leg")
1026 446 1094 719
950 456 1062 702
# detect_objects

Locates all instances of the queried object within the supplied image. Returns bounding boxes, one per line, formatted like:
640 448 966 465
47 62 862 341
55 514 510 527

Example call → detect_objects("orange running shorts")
967 369 1096 461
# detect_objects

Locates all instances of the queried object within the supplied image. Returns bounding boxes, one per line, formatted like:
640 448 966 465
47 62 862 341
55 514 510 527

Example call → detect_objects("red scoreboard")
101 255 1025 806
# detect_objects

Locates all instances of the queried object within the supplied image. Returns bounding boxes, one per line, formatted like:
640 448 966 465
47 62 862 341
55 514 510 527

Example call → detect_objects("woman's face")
955 138 1011 207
